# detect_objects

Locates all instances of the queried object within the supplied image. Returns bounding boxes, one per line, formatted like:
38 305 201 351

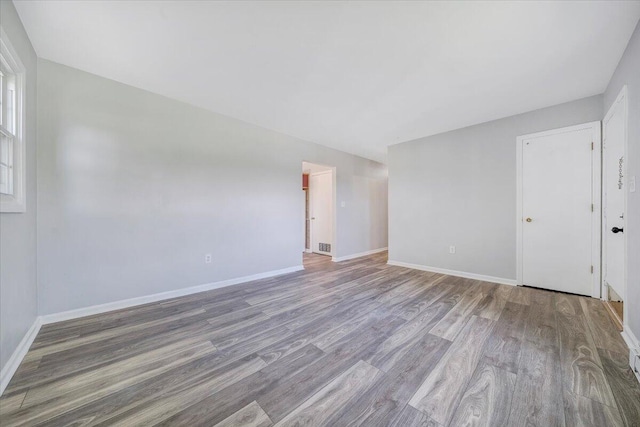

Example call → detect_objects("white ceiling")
14 1 640 163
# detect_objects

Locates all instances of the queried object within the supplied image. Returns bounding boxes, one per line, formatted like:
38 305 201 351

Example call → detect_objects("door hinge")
591 265 594 274
591 204 594 212
591 142 594 150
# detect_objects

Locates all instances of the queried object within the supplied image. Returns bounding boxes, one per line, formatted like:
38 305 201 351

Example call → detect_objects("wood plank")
555 293 584 317
429 284 485 341
103 355 268 426
579 298 628 355
7 320 216 395
507 286 532 305
257 314 406 423
131 344 324 426
482 302 529 373
21 340 216 408
4 341 217 424
473 283 512 321
563 389 623 427
408 315 495 425
310 311 374 351
0 392 26 415
213 401 272 427
556 309 617 407
373 274 438 306
525 288 559 348
368 299 451 372
507 340 565 427
273 360 383 427
327 333 450 426
388 275 450 321
389 405 442 427
598 348 640 426
258 302 380 364
392 279 459 322
24 308 208 362
32 300 207 344
449 363 516 427
27 352 267 426
7 350 265 426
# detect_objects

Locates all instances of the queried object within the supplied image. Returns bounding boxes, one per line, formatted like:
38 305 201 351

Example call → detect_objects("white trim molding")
0 317 42 396
621 326 640 384
621 326 639 350
40 265 303 325
387 260 516 286
332 247 388 262
0 27 27 213
602 86 629 328
308 166 337 257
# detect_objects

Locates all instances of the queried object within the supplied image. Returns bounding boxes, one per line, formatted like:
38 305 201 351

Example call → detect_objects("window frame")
0 27 26 213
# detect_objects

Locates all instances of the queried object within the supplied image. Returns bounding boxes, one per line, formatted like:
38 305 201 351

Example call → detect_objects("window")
0 28 25 213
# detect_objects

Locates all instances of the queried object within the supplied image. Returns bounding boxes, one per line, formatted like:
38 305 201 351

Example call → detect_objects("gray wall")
604 20 640 343
0 1 38 373
37 59 388 315
388 96 603 281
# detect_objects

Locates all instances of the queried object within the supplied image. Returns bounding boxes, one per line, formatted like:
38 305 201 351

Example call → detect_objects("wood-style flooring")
1 252 639 426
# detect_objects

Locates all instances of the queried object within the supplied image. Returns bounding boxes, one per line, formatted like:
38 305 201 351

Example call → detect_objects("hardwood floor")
1 252 639 426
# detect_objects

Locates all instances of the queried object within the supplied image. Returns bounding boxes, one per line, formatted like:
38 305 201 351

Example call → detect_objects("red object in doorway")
302 173 309 189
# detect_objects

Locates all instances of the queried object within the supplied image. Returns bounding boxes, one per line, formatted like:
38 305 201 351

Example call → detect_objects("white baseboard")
0 317 42 396
621 326 640 384
332 247 388 263
387 260 517 286
40 265 304 325
621 326 639 350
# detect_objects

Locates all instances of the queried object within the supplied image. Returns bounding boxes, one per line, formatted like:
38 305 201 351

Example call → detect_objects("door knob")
525 218 533 223
612 227 624 234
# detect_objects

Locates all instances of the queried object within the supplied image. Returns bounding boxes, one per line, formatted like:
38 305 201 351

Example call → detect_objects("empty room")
1 0 640 425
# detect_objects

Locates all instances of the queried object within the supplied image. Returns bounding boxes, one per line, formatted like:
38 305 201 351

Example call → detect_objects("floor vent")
319 243 331 252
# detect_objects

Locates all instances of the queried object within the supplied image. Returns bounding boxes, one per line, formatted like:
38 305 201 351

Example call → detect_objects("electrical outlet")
341 201 346 208
449 246 456 254
632 349 640 383
205 254 212 264
630 176 636 193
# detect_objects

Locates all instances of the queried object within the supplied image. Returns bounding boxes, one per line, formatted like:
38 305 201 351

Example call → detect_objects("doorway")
302 162 335 258
602 86 628 328
516 122 601 297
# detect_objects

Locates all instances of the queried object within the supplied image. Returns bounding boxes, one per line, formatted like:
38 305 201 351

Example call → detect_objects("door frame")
308 168 336 256
602 86 628 324
516 121 602 298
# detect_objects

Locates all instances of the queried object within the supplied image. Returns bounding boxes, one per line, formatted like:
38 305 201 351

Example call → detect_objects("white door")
310 170 333 255
517 122 601 297
603 87 627 301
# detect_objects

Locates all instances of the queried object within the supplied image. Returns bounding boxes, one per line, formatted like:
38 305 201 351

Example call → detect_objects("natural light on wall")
0 28 25 212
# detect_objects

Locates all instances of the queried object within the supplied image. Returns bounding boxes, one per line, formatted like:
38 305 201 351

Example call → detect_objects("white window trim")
0 27 26 213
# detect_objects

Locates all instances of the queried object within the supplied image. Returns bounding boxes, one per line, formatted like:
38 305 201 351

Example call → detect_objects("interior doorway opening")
302 161 336 265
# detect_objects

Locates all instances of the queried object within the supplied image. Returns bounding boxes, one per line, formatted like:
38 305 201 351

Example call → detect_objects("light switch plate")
630 176 636 193
341 201 346 208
